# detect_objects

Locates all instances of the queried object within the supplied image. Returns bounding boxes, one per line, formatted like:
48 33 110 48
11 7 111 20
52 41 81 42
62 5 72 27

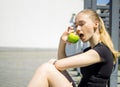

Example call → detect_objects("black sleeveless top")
78 43 114 87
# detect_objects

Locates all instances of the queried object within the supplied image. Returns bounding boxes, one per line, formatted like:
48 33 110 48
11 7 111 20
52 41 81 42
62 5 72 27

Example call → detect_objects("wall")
0 0 84 49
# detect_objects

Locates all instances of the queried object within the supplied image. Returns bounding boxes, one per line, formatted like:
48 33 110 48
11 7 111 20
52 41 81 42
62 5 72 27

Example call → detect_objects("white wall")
0 0 84 49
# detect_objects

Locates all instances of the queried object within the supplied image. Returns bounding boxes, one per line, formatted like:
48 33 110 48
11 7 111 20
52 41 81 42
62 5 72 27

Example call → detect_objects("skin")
27 12 102 87
75 13 100 47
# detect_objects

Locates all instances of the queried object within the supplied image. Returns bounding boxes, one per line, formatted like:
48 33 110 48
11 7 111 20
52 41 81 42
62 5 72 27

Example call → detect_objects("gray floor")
0 49 120 87
0 49 57 87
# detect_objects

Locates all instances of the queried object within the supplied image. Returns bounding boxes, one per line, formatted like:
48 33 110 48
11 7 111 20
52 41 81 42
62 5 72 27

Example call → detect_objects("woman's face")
75 13 96 42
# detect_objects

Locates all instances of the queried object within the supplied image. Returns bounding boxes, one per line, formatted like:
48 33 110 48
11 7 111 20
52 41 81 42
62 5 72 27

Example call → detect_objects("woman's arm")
55 49 102 71
57 38 66 59
57 27 75 59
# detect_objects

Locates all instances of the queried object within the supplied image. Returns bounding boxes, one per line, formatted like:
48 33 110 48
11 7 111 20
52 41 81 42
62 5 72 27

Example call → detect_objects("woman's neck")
89 32 101 48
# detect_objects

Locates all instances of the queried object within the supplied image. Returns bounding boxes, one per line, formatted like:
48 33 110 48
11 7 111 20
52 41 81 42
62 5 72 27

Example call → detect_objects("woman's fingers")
60 26 75 44
49 59 57 64
68 26 74 33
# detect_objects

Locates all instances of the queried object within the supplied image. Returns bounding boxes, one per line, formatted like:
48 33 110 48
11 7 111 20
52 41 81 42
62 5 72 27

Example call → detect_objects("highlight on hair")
80 9 120 62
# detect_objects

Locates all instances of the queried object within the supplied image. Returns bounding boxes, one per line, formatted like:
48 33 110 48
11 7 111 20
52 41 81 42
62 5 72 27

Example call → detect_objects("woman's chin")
81 38 88 43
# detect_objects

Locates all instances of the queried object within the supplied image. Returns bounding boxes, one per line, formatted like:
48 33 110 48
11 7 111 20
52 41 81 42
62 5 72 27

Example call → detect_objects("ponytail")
99 17 120 62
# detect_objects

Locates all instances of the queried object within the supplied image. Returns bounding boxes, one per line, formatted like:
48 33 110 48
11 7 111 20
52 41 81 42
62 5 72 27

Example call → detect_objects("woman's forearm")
57 38 66 59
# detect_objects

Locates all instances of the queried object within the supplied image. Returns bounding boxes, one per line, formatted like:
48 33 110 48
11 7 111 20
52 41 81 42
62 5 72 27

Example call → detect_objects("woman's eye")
74 21 85 28
79 23 84 26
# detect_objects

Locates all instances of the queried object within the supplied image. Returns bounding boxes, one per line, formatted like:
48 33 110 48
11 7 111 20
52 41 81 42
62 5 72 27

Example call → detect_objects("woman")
28 9 120 87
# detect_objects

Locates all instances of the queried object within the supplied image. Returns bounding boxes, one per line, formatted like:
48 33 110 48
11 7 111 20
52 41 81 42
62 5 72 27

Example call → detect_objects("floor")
0 49 119 87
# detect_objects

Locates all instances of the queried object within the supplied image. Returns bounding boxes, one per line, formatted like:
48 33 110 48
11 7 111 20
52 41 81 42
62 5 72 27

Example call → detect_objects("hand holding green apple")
67 33 80 43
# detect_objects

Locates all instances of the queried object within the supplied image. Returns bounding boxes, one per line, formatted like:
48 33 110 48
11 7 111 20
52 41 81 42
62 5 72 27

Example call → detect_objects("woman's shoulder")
83 43 104 52
93 42 111 54
93 42 113 62
83 42 113 62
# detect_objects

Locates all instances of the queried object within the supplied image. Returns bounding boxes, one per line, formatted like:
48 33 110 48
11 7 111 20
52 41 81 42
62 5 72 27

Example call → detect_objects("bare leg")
28 63 74 87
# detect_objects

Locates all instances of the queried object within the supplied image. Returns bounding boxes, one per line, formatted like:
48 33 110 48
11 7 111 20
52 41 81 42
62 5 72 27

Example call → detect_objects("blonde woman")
28 9 120 87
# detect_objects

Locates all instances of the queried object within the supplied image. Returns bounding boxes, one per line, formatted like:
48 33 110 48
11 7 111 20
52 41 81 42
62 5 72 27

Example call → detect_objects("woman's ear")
95 21 99 28
94 21 99 31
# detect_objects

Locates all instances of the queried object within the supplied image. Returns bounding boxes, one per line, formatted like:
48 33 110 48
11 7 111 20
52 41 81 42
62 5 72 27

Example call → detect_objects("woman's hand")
60 26 74 43
49 59 57 65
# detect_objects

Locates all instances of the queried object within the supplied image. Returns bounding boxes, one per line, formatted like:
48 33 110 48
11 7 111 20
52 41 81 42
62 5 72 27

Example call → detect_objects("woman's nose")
76 26 81 34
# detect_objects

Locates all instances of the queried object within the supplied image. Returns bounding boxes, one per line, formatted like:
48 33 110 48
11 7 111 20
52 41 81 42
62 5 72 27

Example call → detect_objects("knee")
37 62 55 74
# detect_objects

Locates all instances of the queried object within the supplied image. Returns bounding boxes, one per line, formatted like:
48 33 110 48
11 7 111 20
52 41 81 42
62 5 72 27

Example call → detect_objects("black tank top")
78 43 114 87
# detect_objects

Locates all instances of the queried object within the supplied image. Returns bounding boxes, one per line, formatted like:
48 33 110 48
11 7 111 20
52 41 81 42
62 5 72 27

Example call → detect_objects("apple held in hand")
67 33 80 43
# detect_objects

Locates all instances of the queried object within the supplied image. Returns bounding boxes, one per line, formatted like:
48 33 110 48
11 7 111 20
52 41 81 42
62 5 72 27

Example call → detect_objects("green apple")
67 33 79 43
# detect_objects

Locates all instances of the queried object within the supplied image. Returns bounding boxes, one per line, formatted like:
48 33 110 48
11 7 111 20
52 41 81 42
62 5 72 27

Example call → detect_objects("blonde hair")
79 9 120 62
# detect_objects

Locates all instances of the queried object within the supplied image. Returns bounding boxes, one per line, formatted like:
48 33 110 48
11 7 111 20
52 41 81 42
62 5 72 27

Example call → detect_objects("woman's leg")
28 63 75 87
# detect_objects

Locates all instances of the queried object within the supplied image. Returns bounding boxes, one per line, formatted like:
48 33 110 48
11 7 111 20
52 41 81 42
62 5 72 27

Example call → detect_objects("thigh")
46 63 74 87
